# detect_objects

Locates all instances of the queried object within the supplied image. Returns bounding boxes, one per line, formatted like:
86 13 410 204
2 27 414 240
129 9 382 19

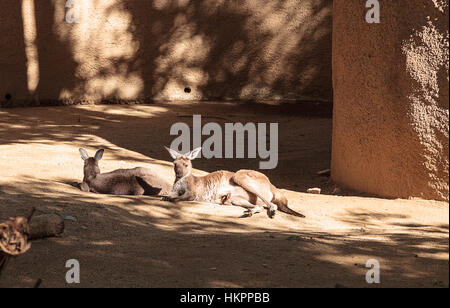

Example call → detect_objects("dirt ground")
0 102 448 288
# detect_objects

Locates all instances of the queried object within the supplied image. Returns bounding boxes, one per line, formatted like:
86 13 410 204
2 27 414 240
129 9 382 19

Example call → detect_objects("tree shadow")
1 1 447 288
0 180 448 288
0 0 29 107
0 0 336 193
0 102 332 193
125 0 333 102
1 0 333 105
33 0 80 105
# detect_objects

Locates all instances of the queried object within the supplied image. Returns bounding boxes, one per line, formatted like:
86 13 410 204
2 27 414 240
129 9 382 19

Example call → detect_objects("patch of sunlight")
233 0 331 99
75 105 169 118
53 0 143 101
177 0 190 8
317 254 392 271
153 0 170 10
209 281 243 288
413 252 449 260
133 206 172 219
156 80 204 100
89 241 114 246
21 0 39 94
88 74 143 100
239 86 272 99
0 124 30 129
153 15 210 100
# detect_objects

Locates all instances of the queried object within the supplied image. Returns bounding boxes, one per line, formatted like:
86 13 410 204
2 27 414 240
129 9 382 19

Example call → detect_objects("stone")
29 214 65 240
64 215 77 222
307 188 321 194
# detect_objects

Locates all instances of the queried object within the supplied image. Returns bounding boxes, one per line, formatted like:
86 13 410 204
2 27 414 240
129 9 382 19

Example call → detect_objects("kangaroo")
164 147 305 219
79 148 171 196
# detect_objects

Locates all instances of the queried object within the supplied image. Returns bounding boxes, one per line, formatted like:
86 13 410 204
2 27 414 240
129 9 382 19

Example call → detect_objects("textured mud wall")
332 0 449 201
0 0 332 106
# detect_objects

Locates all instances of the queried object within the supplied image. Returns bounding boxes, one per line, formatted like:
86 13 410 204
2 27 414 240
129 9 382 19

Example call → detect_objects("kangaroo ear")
94 149 104 161
186 147 202 160
164 146 181 160
79 148 90 161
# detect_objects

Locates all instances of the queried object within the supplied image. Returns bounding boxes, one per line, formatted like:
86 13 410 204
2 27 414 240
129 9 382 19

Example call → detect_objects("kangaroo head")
165 146 201 179
79 148 104 181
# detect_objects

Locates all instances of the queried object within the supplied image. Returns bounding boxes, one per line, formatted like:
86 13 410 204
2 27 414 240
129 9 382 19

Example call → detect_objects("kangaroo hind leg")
229 195 264 217
232 171 277 218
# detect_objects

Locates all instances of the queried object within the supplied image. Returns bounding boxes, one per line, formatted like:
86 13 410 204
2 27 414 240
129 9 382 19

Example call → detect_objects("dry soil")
0 102 448 288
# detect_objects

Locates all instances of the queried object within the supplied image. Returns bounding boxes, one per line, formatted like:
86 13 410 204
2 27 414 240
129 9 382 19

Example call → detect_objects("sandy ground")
0 102 448 288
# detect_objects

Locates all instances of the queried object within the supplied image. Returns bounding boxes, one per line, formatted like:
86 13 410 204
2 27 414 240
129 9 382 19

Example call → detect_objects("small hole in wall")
5 93 12 100
184 87 192 94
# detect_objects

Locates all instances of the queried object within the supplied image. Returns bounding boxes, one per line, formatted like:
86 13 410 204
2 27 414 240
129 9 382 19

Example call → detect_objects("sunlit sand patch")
88 241 114 246
75 105 170 118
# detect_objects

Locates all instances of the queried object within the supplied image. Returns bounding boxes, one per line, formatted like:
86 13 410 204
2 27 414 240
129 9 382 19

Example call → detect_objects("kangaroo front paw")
267 207 277 219
162 196 174 202
243 209 253 217
80 182 90 192
267 204 277 218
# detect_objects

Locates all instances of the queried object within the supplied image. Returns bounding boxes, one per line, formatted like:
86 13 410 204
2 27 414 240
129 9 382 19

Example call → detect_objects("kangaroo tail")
272 188 305 218
276 203 305 218
253 190 306 218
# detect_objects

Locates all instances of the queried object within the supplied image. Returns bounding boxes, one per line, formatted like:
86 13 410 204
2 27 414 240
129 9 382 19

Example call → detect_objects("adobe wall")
332 0 449 201
0 0 332 106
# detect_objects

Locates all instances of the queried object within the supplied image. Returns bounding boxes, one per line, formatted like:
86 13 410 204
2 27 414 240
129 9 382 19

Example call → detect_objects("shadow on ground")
0 103 332 193
0 179 448 288
0 105 448 288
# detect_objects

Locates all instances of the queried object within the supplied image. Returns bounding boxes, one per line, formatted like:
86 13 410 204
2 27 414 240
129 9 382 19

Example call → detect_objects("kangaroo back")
91 168 168 196
79 148 169 196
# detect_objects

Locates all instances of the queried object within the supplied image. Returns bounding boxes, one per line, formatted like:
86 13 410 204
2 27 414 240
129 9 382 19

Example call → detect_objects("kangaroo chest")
172 177 218 202
173 178 189 196
173 172 238 203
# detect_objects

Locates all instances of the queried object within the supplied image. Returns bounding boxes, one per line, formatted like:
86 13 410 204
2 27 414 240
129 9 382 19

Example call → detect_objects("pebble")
307 188 321 194
64 215 78 222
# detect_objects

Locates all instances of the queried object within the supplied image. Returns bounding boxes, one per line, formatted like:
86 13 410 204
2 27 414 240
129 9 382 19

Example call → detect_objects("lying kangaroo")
79 148 171 196
164 147 305 218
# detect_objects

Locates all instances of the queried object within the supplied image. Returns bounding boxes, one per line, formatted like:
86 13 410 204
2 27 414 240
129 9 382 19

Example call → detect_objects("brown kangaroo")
164 147 305 219
79 148 171 196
